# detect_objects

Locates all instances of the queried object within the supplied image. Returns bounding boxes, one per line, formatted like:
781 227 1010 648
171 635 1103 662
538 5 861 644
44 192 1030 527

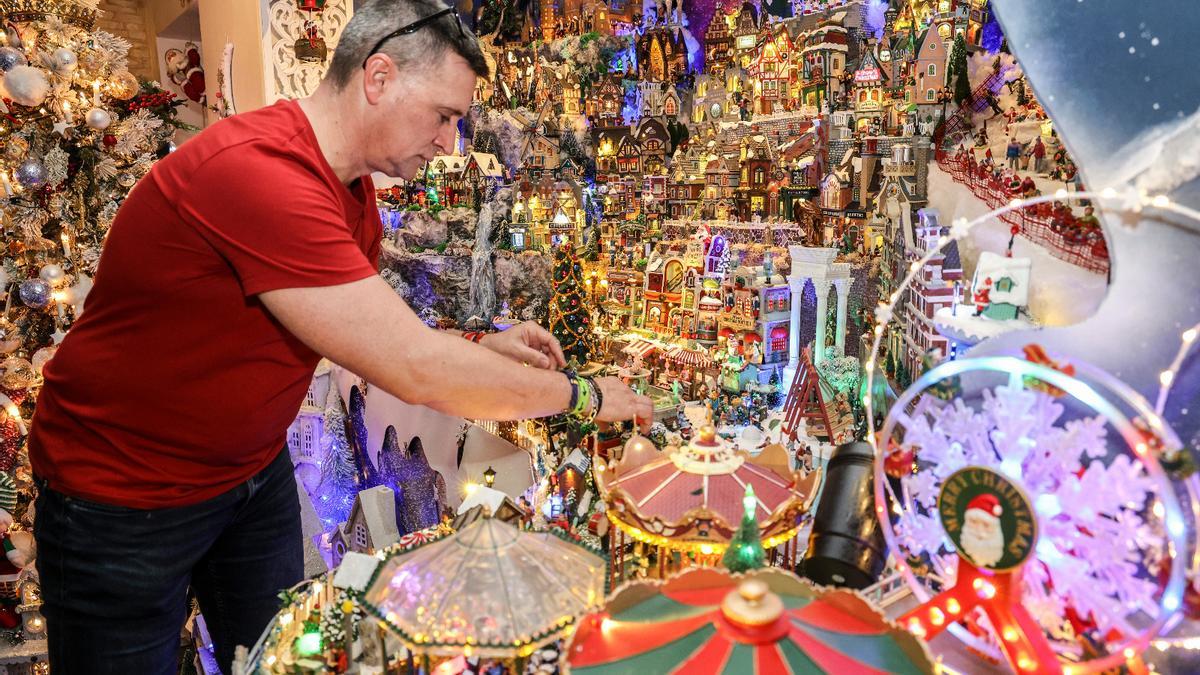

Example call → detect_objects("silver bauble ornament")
0 356 35 391
51 48 77 74
2 65 49 107
0 47 26 72
18 279 51 308
85 107 112 130
38 263 66 287
31 346 58 376
15 158 47 189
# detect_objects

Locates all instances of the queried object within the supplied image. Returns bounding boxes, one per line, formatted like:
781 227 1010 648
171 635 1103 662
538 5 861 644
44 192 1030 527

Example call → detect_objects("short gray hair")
327 0 489 90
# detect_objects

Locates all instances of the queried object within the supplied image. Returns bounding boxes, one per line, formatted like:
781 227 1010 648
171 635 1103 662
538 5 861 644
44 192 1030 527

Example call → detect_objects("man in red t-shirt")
29 1 651 672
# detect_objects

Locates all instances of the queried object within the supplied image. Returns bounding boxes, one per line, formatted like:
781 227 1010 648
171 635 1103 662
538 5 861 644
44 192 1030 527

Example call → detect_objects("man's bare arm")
259 276 652 424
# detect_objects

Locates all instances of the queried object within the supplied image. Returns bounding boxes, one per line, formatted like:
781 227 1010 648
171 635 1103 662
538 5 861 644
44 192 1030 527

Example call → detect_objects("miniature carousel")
242 517 606 674
594 423 819 585
566 567 935 674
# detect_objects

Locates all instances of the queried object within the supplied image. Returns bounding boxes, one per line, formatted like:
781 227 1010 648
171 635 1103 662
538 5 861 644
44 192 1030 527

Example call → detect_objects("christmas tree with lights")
722 484 766 573
0 0 183 465
548 243 594 365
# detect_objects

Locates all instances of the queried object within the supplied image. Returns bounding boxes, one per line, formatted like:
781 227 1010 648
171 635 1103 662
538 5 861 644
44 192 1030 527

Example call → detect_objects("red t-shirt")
30 99 382 509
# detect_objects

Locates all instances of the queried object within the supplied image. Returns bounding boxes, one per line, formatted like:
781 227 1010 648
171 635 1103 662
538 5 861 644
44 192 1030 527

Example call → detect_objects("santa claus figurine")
0 508 34 629
164 41 205 104
973 277 993 316
960 493 1005 568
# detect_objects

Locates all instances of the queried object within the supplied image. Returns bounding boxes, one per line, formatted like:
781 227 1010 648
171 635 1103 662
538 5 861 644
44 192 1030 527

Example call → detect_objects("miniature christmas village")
2 0 1199 674
230 2 1200 674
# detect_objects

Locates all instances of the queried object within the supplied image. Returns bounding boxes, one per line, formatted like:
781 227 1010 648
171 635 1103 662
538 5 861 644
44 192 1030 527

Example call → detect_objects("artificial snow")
934 304 1036 343
925 165 1107 326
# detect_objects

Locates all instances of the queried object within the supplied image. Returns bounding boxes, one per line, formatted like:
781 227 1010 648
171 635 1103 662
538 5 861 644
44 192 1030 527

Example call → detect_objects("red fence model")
934 150 1110 276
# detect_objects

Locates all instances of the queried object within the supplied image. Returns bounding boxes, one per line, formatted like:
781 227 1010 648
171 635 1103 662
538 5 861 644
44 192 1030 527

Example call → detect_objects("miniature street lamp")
483 466 496 488
936 86 954 122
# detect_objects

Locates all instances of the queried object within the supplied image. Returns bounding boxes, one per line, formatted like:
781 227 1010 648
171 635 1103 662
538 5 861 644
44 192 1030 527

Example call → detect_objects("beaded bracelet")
585 376 603 426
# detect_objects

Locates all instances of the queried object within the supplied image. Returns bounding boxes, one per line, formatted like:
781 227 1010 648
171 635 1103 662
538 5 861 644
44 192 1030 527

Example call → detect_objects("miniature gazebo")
595 425 819 585
359 518 606 664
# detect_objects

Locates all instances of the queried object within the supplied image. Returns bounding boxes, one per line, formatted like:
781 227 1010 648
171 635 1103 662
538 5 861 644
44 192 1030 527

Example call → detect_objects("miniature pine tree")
950 33 971 106
722 484 766 573
1015 78 1029 107
549 243 594 364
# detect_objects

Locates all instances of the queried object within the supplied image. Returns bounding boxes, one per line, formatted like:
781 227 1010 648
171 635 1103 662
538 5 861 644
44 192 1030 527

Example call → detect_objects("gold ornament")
107 71 140 100
0 0 100 29
720 579 784 627
3 136 28 161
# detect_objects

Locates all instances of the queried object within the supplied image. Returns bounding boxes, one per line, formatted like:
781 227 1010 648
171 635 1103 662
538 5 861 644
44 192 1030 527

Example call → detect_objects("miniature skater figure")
1005 137 1022 170
1030 136 1047 174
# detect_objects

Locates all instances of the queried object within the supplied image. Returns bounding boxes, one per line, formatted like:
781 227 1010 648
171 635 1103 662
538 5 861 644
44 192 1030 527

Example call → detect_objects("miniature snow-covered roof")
332 552 381 591
429 154 467 174
467 152 504 177
355 485 401 549
975 251 1033 307
457 485 520 516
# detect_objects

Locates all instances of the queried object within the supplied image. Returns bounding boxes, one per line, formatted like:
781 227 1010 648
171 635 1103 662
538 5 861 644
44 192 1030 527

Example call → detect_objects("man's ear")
362 54 393 105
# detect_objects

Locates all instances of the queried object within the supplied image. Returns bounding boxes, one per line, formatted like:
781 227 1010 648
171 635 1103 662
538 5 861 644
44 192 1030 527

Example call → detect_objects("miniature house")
973 251 1033 321
329 485 401 568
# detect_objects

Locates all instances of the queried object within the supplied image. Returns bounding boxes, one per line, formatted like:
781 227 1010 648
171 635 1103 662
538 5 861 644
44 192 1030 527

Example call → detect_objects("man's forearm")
382 328 571 420
260 276 571 421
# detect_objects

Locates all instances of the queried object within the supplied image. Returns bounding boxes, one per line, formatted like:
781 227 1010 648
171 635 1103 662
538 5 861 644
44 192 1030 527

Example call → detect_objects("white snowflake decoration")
893 385 1163 640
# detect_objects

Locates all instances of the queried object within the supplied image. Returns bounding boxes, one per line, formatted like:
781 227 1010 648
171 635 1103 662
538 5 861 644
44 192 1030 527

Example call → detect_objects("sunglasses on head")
362 7 466 69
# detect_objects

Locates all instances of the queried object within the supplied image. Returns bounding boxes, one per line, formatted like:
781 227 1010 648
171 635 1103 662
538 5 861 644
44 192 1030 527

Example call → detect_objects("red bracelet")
463 331 486 343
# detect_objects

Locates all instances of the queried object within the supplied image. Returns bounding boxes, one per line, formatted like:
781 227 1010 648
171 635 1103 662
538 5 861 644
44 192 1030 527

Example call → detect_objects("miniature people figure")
1076 205 1100 229
1030 137 1047 174
1005 137 1021 170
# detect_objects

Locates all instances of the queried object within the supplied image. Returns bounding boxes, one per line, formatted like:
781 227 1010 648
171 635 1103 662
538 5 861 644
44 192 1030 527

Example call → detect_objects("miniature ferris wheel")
873 356 1195 673
861 189 1200 673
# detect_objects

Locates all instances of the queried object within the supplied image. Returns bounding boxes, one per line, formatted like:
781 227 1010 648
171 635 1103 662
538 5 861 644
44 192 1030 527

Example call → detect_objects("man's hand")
593 377 654 432
479 322 566 370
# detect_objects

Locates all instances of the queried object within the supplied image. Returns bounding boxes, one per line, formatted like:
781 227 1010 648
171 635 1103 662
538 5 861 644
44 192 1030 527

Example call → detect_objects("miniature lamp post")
483 466 496 488
936 86 954 123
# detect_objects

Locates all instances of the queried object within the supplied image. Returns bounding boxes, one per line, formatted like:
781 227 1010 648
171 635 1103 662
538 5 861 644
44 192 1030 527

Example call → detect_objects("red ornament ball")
1010 225 1020 235
102 134 117 147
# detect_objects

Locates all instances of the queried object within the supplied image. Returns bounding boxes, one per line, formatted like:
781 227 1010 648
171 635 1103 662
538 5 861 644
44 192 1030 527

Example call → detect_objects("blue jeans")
34 448 303 674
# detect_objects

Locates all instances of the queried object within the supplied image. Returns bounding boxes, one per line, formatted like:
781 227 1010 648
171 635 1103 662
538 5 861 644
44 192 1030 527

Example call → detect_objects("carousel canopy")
596 426 818 552
360 518 605 658
567 568 934 674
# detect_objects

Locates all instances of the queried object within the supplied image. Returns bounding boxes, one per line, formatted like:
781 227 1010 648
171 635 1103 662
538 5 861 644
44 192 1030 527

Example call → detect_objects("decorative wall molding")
266 0 353 102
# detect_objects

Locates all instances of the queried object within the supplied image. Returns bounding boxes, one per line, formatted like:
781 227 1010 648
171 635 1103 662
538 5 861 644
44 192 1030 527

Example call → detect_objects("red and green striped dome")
566 568 934 675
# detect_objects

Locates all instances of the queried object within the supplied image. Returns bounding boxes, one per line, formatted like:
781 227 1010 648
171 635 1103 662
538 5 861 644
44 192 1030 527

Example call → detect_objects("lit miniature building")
329 485 401 568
